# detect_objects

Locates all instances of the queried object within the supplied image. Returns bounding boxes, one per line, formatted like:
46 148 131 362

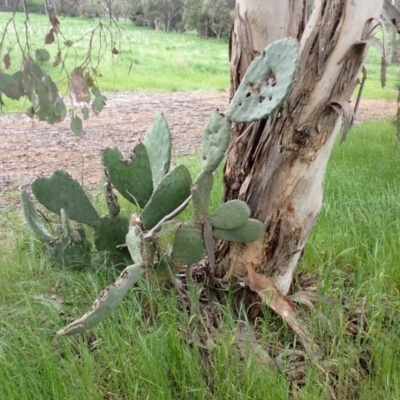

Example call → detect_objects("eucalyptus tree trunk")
216 0 384 299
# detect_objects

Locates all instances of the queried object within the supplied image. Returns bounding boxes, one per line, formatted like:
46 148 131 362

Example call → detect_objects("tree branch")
383 0 400 34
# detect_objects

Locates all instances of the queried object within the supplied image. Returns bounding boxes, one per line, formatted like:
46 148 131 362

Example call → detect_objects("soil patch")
0 93 396 205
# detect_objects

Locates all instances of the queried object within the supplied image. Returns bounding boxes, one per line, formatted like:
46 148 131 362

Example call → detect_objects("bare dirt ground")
0 92 396 207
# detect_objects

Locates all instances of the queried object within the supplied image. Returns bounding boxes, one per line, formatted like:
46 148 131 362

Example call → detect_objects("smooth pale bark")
217 0 384 295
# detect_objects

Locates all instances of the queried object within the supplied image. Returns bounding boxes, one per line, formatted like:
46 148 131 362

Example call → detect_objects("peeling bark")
217 0 384 295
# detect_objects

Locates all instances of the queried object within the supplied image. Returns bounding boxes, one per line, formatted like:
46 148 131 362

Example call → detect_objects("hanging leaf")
92 95 106 115
84 72 94 88
53 51 61 67
70 67 90 102
45 29 55 44
54 97 66 120
50 13 60 31
82 106 90 119
112 46 119 55
3 53 10 69
0 71 24 100
91 67 102 77
35 48 51 62
70 116 83 136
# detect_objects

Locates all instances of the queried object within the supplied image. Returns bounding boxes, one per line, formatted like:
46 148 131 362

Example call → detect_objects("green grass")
0 12 230 112
1 120 400 398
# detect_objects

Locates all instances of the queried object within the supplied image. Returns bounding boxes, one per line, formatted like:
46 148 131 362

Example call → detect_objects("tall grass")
1 120 400 398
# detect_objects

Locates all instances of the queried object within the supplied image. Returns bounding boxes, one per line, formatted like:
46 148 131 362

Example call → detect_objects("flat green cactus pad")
102 145 153 208
20 190 56 243
31 170 99 226
213 218 264 243
171 222 207 265
94 215 130 254
56 264 145 335
202 111 232 172
191 171 214 223
226 38 299 123
210 200 250 230
141 164 192 230
143 110 172 190
53 230 91 270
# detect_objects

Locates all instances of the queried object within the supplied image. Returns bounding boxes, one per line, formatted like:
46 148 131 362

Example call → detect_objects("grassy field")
0 12 230 112
1 120 400 399
1 12 400 114
1 10 400 399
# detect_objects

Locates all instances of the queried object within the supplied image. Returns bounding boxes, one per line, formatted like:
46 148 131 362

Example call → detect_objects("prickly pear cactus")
141 164 192 230
20 190 56 243
102 144 153 208
171 221 207 265
226 38 299 123
56 263 145 335
53 209 91 270
212 218 264 243
202 111 232 173
93 215 130 257
209 200 250 230
31 170 99 227
191 171 214 223
143 110 172 190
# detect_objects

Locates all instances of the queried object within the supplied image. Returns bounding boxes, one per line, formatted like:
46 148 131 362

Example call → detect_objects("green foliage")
143 110 172 190
191 171 214 222
0 13 230 115
209 199 251 230
21 34 302 332
53 209 92 270
4 120 400 397
93 215 130 257
20 190 56 243
212 218 265 243
226 38 299 123
57 263 146 335
201 110 231 172
102 145 153 208
171 221 207 265
31 170 100 226
141 164 192 230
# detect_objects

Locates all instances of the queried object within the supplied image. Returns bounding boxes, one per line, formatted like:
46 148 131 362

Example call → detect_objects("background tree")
202 0 235 41
142 0 184 32
182 0 235 39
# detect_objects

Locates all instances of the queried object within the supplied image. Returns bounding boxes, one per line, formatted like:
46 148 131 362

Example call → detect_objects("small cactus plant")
23 37 299 334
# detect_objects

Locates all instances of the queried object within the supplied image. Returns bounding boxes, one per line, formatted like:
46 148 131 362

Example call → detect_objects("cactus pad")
102 145 153 208
94 214 130 255
143 110 172 189
20 190 56 243
53 227 91 270
141 164 192 230
212 218 264 243
171 221 207 265
191 171 214 223
202 111 232 172
56 263 145 335
226 38 299 123
31 170 99 226
209 200 250 230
